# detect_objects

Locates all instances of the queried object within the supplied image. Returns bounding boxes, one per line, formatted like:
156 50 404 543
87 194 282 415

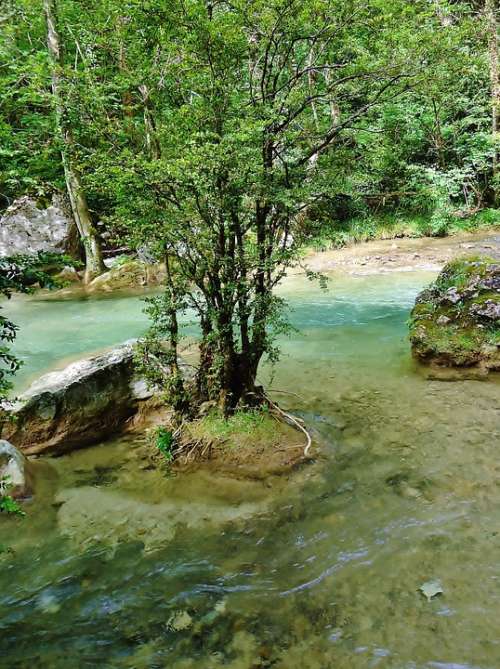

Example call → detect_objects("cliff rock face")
410 256 500 375
0 195 79 258
2 344 149 456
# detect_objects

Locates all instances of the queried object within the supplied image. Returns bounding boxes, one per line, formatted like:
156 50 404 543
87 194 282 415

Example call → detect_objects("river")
1 269 500 668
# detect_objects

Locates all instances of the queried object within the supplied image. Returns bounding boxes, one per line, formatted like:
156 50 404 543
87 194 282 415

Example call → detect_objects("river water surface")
1 270 500 668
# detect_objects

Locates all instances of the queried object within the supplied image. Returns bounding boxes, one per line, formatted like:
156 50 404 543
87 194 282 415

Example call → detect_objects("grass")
309 208 500 251
189 407 276 448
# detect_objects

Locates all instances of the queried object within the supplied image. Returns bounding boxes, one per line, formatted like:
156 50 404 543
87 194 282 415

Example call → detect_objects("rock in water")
86 260 166 293
2 344 150 456
0 440 31 499
409 256 500 375
0 194 79 258
419 580 444 602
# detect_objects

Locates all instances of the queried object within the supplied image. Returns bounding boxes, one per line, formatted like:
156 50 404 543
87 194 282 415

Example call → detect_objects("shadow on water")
1 271 500 668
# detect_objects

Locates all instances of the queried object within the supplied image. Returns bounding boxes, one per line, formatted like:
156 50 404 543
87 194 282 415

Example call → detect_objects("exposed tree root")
265 388 305 401
263 393 313 457
146 389 314 468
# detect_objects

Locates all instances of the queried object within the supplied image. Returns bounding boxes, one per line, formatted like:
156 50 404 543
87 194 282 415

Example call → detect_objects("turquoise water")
8 291 153 390
2 271 500 668
9 272 424 390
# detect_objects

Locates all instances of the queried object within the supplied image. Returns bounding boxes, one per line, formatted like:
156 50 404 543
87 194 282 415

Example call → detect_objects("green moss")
190 408 276 448
410 255 499 368
435 256 495 292
489 329 500 346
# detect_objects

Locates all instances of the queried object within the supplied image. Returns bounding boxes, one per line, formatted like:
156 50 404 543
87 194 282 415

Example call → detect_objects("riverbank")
303 229 500 275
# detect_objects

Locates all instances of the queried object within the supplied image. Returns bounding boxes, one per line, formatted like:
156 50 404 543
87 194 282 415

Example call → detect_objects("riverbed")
1 269 500 668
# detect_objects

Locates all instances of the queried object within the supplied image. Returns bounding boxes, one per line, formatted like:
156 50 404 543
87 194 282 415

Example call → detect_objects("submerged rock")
0 439 32 499
410 256 500 374
56 485 269 552
0 194 79 258
2 344 151 456
167 610 193 632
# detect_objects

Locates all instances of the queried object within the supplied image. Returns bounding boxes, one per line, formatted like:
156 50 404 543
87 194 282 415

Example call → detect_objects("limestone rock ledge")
2 344 149 456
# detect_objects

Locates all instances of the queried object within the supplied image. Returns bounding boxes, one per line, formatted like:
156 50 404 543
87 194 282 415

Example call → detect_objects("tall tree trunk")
486 0 499 198
139 84 161 160
44 0 105 283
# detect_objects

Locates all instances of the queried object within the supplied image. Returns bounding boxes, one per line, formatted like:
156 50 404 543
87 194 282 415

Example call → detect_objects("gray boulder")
2 343 150 456
469 300 500 321
0 439 31 499
0 194 79 258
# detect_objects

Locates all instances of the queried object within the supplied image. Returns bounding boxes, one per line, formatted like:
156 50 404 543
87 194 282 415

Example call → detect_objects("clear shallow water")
1 271 500 669
7 290 154 390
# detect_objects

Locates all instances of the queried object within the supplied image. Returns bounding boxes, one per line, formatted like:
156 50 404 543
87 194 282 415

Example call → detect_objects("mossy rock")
409 256 500 374
87 260 166 293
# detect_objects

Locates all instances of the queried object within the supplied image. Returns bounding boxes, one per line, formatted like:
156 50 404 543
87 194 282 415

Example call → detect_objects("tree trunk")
486 0 499 197
43 0 105 283
139 84 161 160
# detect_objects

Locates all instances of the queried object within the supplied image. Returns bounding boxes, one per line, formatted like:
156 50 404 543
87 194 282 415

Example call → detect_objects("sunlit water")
1 271 500 669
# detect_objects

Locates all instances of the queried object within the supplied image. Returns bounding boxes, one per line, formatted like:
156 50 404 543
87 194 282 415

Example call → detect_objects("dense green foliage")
0 477 25 516
0 0 498 411
0 0 497 223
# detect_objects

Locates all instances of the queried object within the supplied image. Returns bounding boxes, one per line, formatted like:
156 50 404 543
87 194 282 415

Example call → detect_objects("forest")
0 1 499 667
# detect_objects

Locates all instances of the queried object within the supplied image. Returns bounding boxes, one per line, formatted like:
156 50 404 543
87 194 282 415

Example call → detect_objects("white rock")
0 195 78 257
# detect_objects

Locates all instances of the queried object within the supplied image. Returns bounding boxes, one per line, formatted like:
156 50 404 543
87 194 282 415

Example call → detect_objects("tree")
485 0 499 192
1 0 494 239
43 0 105 282
110 0 446 415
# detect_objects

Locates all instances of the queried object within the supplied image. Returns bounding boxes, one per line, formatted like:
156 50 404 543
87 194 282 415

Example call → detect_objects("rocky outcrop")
0 439 32 499
2 344 152 456
410 256 500 374
0 195 79 258
86 260 166 293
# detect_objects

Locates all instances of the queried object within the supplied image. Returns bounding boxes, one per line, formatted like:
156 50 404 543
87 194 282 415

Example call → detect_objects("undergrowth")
0 477 24 517
155 426 174 462
191 407 275 445
310 209 500 251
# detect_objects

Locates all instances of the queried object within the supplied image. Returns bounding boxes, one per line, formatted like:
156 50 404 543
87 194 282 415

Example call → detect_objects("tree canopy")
0 0 498 412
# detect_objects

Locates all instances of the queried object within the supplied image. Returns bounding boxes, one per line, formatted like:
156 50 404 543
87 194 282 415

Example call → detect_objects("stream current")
1 270 500 668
